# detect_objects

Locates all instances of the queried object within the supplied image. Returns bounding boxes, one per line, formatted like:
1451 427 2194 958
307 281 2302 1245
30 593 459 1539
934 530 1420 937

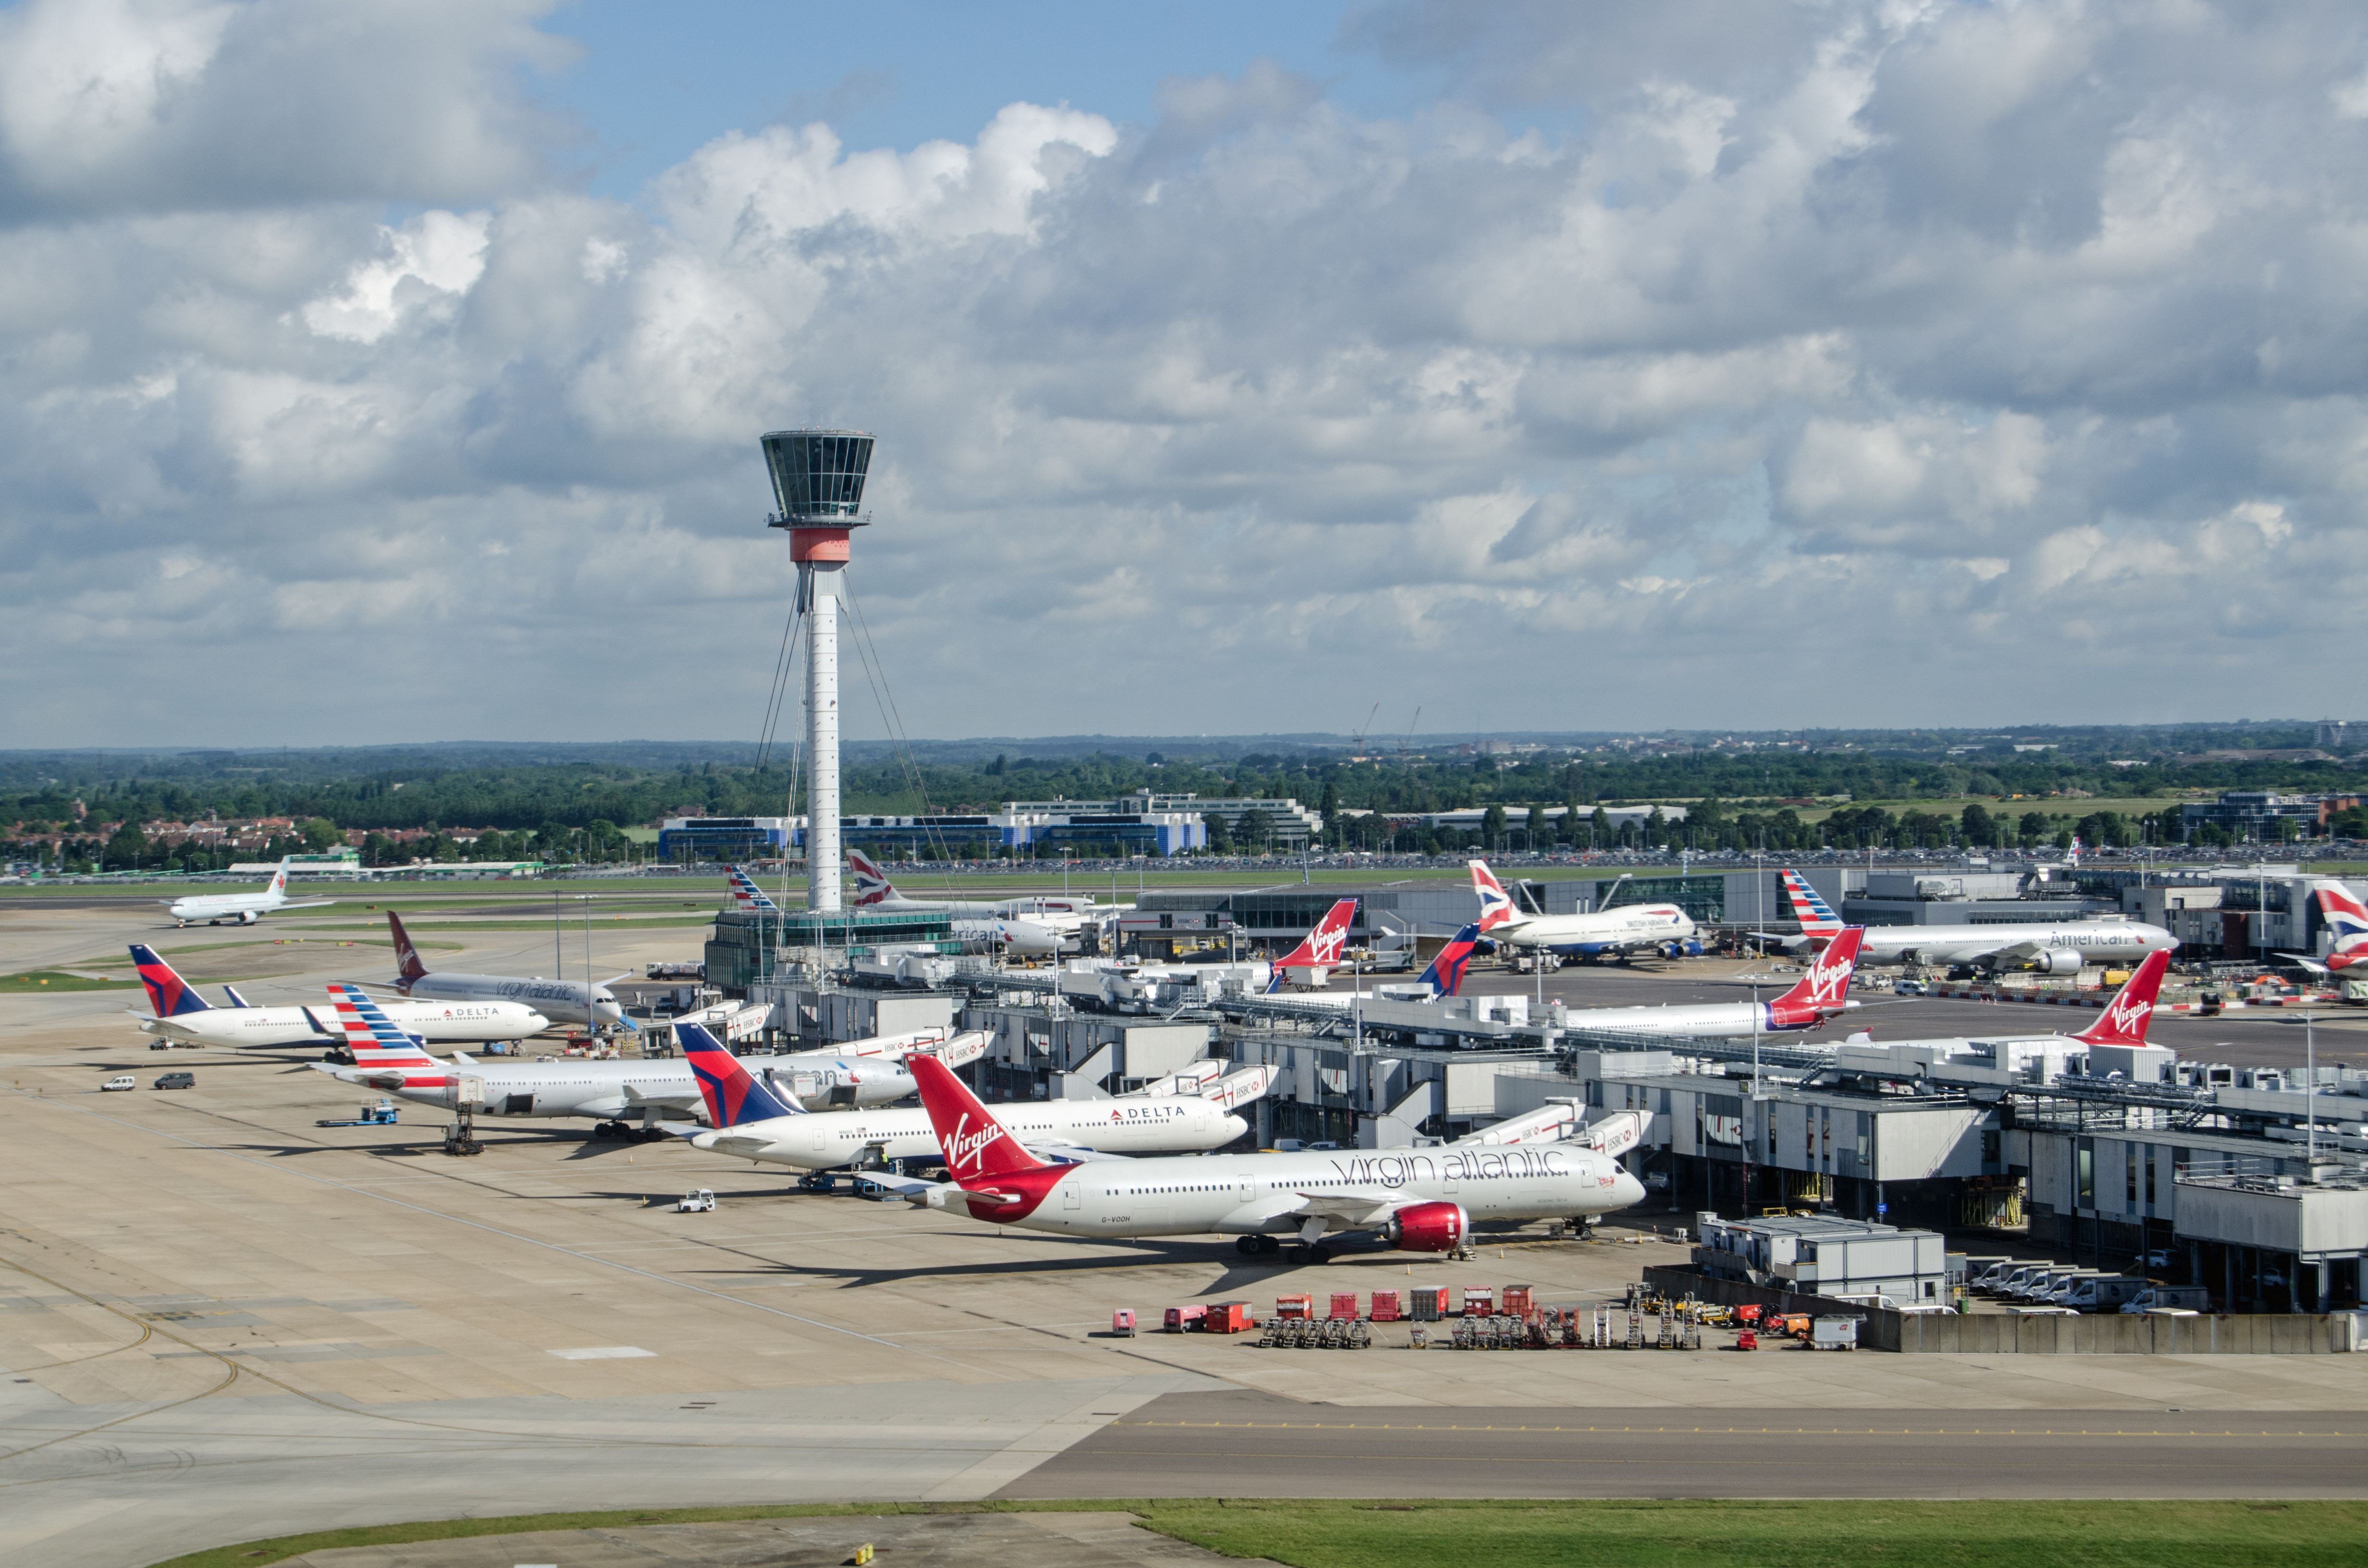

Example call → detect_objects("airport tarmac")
7 897 2368 1566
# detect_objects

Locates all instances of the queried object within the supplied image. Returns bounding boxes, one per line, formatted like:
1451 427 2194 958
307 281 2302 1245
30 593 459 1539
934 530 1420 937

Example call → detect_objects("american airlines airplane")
384 911 629 1029
678 1027 1259 1174
312 984 990 1137
162 859 336 927
900 1051 1646 1263
1469 860 1697 959
129 945 546 1047
1778 871 2175 973
1556 928 1867 1040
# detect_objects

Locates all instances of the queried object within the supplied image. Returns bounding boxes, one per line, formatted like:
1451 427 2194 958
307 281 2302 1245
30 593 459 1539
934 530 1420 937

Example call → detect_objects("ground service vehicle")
154 1071 194 1090
2119 1285 2212 1314
2062 1275 2151 1312
101 1075 134 1092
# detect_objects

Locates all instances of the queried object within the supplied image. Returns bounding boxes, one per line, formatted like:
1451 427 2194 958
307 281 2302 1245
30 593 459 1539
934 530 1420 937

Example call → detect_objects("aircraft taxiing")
162 858 335 927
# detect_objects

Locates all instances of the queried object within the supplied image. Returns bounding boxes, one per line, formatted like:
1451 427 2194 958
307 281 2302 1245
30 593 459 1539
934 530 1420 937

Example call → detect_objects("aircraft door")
1062 1178 1081 1210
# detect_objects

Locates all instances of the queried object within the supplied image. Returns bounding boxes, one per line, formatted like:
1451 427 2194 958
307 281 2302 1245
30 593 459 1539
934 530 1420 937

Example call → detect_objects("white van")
101 1074 135 1092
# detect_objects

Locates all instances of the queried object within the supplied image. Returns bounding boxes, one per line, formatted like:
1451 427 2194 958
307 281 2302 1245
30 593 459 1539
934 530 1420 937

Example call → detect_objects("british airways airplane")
1468 860 1697 959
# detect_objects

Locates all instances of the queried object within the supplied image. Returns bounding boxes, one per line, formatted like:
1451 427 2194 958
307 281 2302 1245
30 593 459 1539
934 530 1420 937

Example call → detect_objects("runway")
1008 1390 2368 1499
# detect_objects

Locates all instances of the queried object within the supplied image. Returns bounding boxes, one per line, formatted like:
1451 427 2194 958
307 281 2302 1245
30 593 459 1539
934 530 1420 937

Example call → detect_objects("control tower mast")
761 429 874 915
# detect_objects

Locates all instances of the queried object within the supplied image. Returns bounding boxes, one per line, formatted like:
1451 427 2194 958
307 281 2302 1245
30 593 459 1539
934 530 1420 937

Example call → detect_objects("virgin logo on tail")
2074 950 2170 1048
1272 899 1358 970
1767 927 1863 1026
1467 861 1517 931
387 912 427 982
942 1112 1002 1176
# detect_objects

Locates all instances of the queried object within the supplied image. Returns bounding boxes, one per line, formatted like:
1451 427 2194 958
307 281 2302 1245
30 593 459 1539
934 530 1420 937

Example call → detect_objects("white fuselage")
1856 921 2175 966
331 1050 916 1122
165 888 332 925
929 1143 1645 1239
142 999 549 1048
1490 904 1695 956
1554 999 1853 1039
691 1094 1247 1170
395 970 621 1028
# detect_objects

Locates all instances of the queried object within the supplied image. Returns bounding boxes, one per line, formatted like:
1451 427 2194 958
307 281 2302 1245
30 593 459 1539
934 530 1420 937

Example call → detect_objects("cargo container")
1328 1293 1361 1321
1275 1293 1312 1320
1501 1285 1534 1319
1369 1290 1402 1323
1410 1286 1450 1321
1461 1288 1493 1316
1205 1301 1255 1334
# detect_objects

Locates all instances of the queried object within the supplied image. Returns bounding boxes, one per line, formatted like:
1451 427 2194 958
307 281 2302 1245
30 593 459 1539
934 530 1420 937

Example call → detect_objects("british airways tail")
1417 923 1482 997
2073 951 2171 1048
726 865 780 913
130 944 210 1017
844 848 901 907
1467 859 1518 932
1264 898 1359 992
680 1025 802 1126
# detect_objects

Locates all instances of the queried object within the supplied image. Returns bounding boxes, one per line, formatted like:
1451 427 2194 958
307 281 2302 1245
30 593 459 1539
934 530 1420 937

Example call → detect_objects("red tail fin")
906 1053 1048 1184
387 911 427 981
2074 950 2169 1048
1270 898 1358 972
1767 927 1863 1026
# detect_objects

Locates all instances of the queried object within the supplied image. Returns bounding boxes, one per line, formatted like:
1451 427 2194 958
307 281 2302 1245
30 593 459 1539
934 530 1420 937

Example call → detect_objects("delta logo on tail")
387 912 428 983
1780 870 1843 938
681 1025 799 1126
846 849 898 906
1766 927 1864 1028
1468 861 1518 932
1417 923 1483 997
726 866 780 913
130 944 209 1017
2073 950 2171 1048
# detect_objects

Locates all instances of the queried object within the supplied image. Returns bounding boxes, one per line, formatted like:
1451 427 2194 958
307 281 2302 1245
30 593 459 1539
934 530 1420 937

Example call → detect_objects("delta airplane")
1778 870 2175 973
678 1027 1259 1174
846 849 1091 955
384 910 630 1029
163 859 335 927
902 1050 1645 1262
129 945 546 1047
312 984 989 1136
1469 860 1696 959
1556 928 1867 1040
2281 880 2368 974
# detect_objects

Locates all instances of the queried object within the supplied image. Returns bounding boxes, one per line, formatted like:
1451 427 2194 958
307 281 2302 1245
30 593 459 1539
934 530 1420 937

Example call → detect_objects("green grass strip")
145 1498 2368 1568
0 970 138 992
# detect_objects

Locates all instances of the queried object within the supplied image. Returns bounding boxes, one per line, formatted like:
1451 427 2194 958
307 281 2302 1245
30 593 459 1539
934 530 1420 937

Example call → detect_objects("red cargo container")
1275 1293 1313 1320
1502 1286 1534 1319
1205 1301 1255 1334
1327 1292 1361 1321
1369 1290 1402 1322
1462 1288 1493 1316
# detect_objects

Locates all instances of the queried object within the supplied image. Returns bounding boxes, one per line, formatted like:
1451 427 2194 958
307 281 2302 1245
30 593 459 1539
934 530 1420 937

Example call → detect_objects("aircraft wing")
621 1085 704 1111
2278 952 2330 976
1021 1140 1135 1163
855 1171 939 1198
704 1134 777 1158
276 900 339 911
1281 1186 1407 1230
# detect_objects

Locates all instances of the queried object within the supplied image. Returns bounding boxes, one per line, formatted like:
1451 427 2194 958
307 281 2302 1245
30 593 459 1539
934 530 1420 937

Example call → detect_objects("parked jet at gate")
2283 881 2368 974
163 859 335 927
385 911 629 1029
902 1051 1644 1262
314 983 989 1135
1469 860 1696 959
1839 950 2173 1060
846 849 1094 955
130 945 546 1047
1777 876 2174 972
1285 922 1483 1010
1555 929 1867 1040
679 1028 1256 1174
727 865 780 912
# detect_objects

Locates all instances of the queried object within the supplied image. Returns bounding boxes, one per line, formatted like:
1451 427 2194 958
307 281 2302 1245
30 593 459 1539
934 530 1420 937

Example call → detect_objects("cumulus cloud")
5 0 2368 744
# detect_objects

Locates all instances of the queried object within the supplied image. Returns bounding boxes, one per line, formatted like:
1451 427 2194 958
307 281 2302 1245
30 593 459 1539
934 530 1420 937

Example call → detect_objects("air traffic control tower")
762 429 873 915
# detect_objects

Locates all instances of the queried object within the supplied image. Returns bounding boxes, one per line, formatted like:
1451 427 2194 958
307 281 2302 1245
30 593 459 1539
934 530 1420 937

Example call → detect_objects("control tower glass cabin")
762 430 874 527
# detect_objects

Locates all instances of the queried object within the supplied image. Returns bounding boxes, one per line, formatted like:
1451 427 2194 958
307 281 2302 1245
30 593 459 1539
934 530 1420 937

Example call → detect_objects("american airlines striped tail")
726 866 780 913
325 984 441 1071
1780 870 1844 937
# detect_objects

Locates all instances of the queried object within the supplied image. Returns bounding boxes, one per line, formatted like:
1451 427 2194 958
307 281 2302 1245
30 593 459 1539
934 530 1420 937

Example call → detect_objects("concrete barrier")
1645 1265 2368 1354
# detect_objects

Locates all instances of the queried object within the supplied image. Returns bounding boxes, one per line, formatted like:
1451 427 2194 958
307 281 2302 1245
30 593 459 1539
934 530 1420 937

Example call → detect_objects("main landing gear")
1234 1235 1282 1257
591 1119 668 1142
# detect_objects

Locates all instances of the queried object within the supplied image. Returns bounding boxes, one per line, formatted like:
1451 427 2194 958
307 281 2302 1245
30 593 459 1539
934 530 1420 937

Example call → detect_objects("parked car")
101 1074 135 1092
153 1071 195 1090
1893 978 1928 996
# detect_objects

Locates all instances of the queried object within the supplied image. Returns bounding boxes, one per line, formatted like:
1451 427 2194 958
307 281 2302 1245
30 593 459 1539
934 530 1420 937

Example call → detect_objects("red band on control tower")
790 528 851 563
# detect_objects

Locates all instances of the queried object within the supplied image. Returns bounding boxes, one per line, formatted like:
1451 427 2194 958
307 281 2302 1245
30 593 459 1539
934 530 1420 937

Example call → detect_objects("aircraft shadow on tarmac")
684 1236 1382 1294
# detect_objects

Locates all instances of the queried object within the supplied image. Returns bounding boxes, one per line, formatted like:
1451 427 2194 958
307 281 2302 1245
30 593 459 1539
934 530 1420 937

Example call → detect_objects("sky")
5 0 2367 748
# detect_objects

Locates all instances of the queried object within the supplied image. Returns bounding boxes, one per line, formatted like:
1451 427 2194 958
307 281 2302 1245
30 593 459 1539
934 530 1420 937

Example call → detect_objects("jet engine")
1660 938 1704 958
1381 1201 1469 1254
238 910 258 925
2027 948 2085 975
